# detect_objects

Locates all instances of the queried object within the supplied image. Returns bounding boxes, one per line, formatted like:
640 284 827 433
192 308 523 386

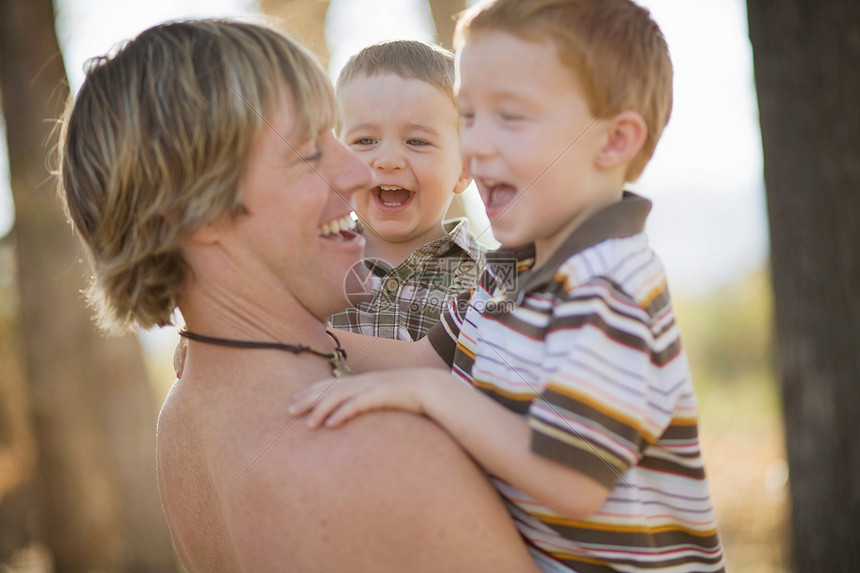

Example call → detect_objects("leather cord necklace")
178 329 352 377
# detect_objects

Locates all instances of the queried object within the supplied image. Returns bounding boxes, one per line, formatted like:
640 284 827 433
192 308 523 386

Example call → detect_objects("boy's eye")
406 138 430 147
459 111 475 129
500 112 525 122
351 137 376 146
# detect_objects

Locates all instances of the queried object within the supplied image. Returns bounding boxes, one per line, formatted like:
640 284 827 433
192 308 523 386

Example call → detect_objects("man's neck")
179 269 332 352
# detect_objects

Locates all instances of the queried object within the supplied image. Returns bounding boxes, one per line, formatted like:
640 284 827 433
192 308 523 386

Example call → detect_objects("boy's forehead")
338 72 459 120
339 71 454 99
459 29 561 65
456 31 571 91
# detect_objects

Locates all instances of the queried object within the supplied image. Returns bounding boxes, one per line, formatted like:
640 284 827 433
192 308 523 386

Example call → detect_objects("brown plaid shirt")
329 218 486 341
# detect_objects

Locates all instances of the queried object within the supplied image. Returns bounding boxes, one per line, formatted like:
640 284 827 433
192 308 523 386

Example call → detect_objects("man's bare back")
157 351 539 572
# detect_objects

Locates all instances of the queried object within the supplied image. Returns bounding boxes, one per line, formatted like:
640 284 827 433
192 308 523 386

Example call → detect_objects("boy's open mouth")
484 181 518 209
374 185 414 210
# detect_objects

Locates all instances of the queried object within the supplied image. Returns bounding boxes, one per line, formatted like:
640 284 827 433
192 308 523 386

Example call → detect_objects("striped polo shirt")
428 193 725 573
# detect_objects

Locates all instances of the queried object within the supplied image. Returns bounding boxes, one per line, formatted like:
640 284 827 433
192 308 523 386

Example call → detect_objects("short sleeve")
527 280 683 489
426 288 472 368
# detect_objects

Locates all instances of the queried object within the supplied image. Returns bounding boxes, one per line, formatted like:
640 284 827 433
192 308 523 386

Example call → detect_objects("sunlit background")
0 1 786 570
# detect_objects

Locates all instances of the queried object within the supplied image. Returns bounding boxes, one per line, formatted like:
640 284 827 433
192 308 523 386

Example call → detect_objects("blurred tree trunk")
0 251 38 561
747 1 860 570
429 0 466 50
261 0 331 68
0 0 177 570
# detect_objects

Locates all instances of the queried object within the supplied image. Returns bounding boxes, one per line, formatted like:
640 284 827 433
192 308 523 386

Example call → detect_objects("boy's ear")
453 164 472 195
595 110 648 170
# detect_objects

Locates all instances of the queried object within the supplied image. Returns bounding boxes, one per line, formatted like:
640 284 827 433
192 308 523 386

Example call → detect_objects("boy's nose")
371 141 406 171
459 121 494 164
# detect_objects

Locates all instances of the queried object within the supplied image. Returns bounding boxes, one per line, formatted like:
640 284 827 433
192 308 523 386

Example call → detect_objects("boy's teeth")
317 213 357 236
376 185 411 206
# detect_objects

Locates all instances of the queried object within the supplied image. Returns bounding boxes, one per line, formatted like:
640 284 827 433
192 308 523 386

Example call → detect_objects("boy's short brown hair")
455 0 673 181
335 40 456 109
58 19 334 333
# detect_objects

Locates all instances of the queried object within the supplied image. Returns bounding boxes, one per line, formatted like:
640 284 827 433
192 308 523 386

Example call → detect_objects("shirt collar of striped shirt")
506 191 652 298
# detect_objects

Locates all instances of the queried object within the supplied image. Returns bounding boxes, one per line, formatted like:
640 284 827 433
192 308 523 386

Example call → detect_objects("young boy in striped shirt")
292 1 725 571
329 40 485 341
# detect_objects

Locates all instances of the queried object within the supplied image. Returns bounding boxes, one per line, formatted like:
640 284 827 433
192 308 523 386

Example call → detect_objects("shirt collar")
418 217 483 260
512 191 652 294
365 217 484 275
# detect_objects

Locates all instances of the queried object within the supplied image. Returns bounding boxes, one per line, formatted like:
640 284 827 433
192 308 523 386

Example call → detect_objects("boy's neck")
532 189 625 270
363 225 448 267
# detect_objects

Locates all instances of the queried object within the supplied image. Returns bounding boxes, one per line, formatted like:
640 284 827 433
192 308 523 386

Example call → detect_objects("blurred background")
1 0 857 571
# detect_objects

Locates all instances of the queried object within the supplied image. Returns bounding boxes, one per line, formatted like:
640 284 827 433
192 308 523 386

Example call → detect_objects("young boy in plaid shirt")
329 40 485 341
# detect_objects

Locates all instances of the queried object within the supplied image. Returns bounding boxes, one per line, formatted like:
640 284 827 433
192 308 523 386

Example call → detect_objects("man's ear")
453 164 472 195
187 222 222 246
596 110 648 170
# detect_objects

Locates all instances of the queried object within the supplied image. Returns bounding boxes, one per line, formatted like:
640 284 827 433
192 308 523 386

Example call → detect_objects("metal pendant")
329 350 352 378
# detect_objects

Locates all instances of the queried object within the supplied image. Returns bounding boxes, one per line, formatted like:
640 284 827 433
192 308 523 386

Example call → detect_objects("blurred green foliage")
676 268 781 433
675 270 788 572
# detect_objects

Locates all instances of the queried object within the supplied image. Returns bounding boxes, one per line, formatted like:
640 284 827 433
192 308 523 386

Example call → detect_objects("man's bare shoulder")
157 375 538 572
224 411 538 572
156 379 205 472
155 379 187 465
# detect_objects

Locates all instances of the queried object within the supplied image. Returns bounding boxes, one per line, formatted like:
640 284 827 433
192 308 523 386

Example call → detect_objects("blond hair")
57 19 334 333
335 40 456 130
455 0 673 181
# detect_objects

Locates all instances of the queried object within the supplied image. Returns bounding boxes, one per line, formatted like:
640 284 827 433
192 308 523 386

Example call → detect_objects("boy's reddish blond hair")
455 0 673 181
